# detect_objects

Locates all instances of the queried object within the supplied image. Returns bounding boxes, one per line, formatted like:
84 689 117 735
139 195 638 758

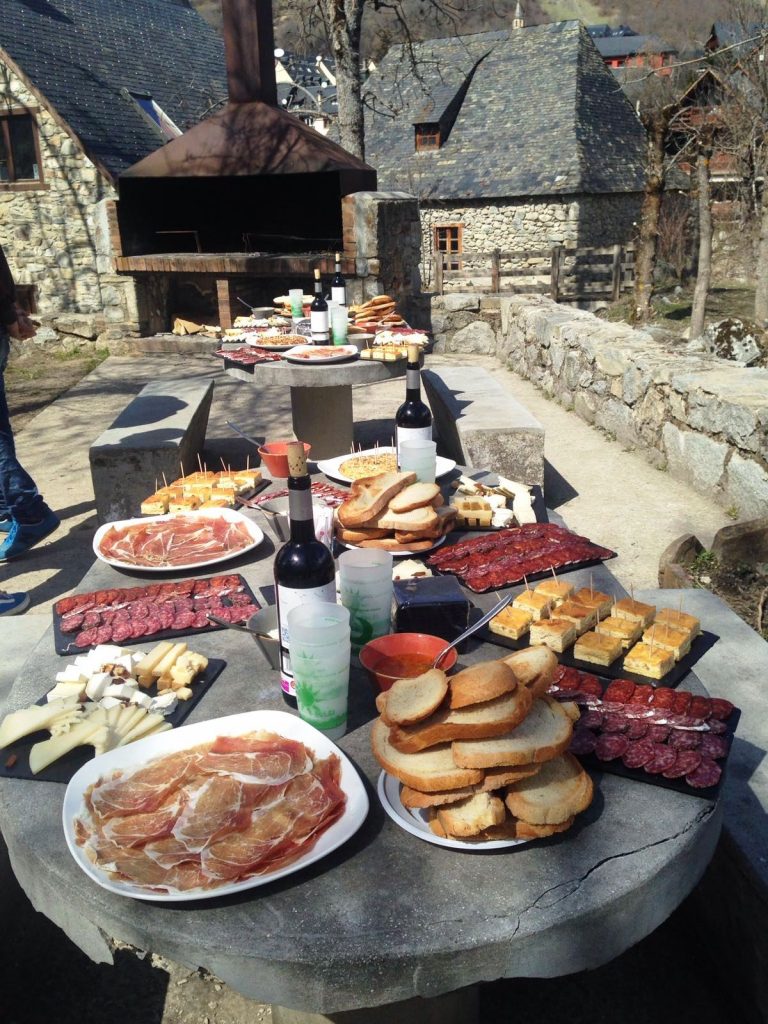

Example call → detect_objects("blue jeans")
0 329 47 523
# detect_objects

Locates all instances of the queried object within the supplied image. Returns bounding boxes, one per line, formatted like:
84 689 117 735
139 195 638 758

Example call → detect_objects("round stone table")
0 544 722 1023
225 354 406 458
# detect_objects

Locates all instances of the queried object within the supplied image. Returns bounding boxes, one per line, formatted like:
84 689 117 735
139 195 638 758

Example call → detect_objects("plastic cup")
339 548 393 652
288 288 303 319
399 439 437 483
286 603 351 739
331 306 349 345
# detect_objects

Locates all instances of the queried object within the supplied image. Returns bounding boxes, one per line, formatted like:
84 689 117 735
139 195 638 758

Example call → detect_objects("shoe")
0 590 30 615
0 517 10 532
0 509 60 561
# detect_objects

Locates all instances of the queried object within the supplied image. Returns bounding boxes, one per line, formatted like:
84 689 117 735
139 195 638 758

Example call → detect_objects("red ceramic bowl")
258 440 312 478
359 632 458 692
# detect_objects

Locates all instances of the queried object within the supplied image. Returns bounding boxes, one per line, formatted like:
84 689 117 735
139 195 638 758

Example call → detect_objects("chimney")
221 0 278 106
512 1 526 29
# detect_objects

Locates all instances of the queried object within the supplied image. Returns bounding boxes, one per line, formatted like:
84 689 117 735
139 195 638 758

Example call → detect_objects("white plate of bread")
371 649 594 847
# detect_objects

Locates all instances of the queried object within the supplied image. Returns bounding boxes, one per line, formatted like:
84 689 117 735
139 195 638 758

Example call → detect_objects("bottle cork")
285 441 308 478
407 343 420 364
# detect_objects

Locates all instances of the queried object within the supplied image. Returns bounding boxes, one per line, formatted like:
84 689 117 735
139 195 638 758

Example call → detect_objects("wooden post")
434 254 444 296
491 249 501 293
611 244 622 302
216 278 235 330
550 247 561 302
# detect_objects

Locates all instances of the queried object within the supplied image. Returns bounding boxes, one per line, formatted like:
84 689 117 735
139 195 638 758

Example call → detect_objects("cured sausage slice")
650 687 675 709
626 719 649 740
662 749 703 779
602 712 628 734
646 724 671 744
569 728 597 756
622 739 656 769
688 695 711 720
629 684 655 705
595 733 629 761
685 757 722 789
604 678 635 703
699 734 729 760
668 730 701 750
579 675 604 698
643 744 678 775
708 698 734 721
580 709 604 731
671 691 692 714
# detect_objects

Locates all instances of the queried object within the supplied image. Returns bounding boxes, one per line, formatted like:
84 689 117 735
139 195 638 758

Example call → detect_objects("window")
415 124 441 151
434 224 462 271
0 111 42 185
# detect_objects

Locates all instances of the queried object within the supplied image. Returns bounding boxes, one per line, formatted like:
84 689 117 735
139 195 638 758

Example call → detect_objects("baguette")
400 783 480 808
447 660 517 709
337 471 416 528
384 668 449 726
388 687 533 754
436 792 506 837
501 646 558 699
371 718 484 791
504 752 593 825
452 696 573 768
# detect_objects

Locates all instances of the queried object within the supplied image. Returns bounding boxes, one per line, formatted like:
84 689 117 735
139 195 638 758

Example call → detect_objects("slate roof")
0 0 227 180
364 21 647 202
593 34 677 58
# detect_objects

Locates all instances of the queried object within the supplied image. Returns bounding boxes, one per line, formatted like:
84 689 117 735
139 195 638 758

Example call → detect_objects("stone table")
0 528 724 1024
225 355 406 458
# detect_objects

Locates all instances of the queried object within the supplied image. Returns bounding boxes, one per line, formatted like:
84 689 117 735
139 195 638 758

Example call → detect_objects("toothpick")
220 457 228 471
550 565 558 581
197 453 204 473
523 573 529 594
589 572 594 598
161 471 169 489
180 460 185 479
246 453 250 471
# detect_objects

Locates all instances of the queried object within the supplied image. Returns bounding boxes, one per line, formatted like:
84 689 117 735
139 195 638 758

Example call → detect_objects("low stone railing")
424 293 768 519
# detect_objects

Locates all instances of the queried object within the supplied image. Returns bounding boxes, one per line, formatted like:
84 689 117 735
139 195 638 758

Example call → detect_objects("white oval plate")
283 344 359 364
317 446 456 485
93 508 264 572
377 772 526 850
64 710 369 901
336 534 446 559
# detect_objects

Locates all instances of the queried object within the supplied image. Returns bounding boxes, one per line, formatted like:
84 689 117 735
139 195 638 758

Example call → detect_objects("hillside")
188 0 742 56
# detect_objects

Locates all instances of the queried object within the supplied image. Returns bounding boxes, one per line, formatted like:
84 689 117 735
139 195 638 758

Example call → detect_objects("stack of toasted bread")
348 294 398 333
336 471 457 552
371 647 594 841
140 469 260 515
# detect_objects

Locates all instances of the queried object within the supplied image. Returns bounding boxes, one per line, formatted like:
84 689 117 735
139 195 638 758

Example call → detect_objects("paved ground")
0 348 733 1023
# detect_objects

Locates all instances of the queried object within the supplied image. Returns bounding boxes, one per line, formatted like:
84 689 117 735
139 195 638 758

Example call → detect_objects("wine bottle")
274 442 336 707
331 252 347 306
310 268 329 343
396 343 432 463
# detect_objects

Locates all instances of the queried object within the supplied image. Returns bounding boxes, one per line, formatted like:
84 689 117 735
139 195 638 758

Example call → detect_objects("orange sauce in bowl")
374 653 434 679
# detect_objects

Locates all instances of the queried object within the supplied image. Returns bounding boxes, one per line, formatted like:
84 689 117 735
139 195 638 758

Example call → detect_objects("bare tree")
689 124 715 337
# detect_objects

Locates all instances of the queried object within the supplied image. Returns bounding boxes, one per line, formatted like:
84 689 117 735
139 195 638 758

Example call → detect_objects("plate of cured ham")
93 508 264 572
64 710 369 900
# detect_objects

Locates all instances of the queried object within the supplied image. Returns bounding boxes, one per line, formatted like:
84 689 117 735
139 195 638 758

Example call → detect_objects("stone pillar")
341 191 421 302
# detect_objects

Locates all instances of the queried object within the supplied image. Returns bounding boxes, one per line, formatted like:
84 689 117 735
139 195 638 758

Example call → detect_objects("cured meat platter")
63 710 370 901
214 346 283 365
0 659 225 785
52 574 261 655
548 667 739 798
426 523 616 593
477 618 719 688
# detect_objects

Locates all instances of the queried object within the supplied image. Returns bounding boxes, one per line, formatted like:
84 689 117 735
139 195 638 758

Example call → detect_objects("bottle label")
406 367 420 389
397 424 432 450
276 582 337 696
331 286 347 306
289 486 313 523
310 310 329 341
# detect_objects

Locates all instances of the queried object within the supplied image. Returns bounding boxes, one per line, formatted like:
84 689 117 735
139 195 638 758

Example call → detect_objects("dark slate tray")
478 624 720 688
53 575 261 656
0 659 225 783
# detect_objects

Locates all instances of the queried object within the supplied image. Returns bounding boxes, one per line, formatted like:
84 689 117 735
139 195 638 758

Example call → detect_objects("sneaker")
0 509 60 561
0 519 10 533
0 590 30 615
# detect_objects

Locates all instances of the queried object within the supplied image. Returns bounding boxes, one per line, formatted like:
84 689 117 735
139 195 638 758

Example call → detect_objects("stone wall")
342 191 422 300
0 60 139 345
419 193 642 288
427 292 768 518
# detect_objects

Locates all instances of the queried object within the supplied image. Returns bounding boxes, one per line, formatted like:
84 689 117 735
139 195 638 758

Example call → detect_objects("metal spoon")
432 592 515 668
206 613 275 642
227 420 262 449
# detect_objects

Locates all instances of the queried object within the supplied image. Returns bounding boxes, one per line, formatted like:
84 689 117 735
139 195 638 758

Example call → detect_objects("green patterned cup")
338 548 393 653
286 603 351 740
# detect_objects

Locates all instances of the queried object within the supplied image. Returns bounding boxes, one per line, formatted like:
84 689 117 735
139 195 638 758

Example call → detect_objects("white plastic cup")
286 603 351 739
338 548 393 652
331 306 349 345
288 288 303 320
398 438 437 483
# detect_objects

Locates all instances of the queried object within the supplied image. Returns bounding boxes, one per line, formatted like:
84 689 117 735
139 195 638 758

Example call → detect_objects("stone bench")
89 378 214 524
422 366 544 486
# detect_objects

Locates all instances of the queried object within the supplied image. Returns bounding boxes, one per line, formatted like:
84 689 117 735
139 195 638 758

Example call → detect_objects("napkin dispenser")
394 576 470 648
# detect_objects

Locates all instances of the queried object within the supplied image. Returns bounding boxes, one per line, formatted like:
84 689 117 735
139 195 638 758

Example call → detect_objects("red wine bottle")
274 442 335 707
331 252 347 306
310 268 329 343
396 343 432 463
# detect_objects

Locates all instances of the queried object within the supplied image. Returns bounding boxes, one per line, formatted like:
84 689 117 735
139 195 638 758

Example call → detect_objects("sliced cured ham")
97 515 256 568
75 731 346 894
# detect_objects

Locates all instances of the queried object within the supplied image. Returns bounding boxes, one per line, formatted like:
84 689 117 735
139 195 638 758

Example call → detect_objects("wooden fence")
432 244 635 302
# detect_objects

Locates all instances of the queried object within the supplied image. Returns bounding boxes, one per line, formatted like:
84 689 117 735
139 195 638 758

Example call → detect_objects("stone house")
363 21 647 286
0 0 226 344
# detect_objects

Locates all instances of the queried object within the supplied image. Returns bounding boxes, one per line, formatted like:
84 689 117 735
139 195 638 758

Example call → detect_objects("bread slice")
378 506 439 533
388 482 441 514
357 537 435 551
489 605 532 640
505 752 594 825
452 696 573 768
529 618 577 653
479 763 541 790
337 471 417 527
335 525 391 544
395 524 442 543
400 783 479 808
370 718 484 791
482 816 576 840
388 687 534 754
447 660 517 709
621 642 675 680
384 669 449 726
501 646 558 699
573 629 622 666
436 792 506 837
559 701 581 723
